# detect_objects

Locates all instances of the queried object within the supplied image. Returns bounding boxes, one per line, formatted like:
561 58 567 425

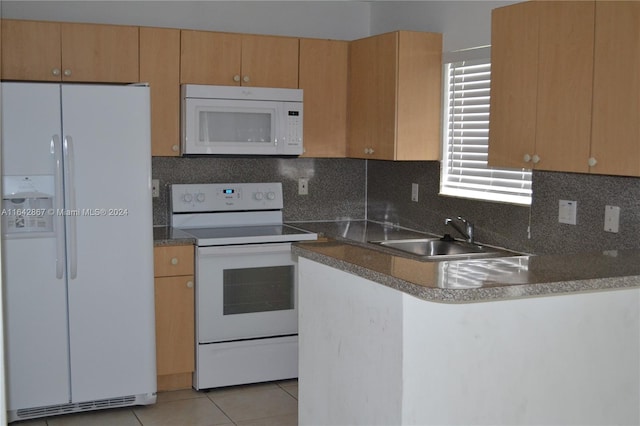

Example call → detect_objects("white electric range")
170 182 316 389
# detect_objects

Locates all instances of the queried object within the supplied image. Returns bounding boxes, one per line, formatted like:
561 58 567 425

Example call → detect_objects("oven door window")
196 243 298 343
223 265 294 315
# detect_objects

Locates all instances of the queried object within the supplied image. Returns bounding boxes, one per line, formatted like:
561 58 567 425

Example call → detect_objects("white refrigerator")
1 82 156 422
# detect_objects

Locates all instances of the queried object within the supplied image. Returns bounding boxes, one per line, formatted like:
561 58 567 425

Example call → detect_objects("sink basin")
370 238 514 260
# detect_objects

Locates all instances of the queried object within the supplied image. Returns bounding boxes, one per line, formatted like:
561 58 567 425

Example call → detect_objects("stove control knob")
183 193 193 203
254 192 264 200
267 192 276 200
196 193 205 202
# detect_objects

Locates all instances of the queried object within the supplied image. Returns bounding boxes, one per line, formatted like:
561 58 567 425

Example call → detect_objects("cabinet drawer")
154 245 194 277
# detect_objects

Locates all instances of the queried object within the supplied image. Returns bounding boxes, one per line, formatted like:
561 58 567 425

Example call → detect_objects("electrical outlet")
604 205 620 233
411 183 419 202
151 179 160 198
298 178 309 195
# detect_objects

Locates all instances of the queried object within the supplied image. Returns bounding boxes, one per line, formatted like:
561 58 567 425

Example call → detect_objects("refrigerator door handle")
52 135 65 279
63 135 78 280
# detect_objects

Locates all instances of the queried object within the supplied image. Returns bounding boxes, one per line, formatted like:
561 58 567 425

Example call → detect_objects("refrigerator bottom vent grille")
16 395 137 420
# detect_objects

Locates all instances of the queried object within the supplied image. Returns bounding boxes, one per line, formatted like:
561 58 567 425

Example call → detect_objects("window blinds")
440 58 532 205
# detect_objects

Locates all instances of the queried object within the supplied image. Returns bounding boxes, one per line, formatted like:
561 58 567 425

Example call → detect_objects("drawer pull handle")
171 257 179 265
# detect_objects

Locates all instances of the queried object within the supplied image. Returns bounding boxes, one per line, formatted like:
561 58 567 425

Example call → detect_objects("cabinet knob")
523 154 532 163
172 144 179 152
171 257 179 265
531 154 540 164
63 69 72 77
588 157 597 167
364 148 374 155
186 281 194 289
52 68 61 76
233 75 241 82
243 75 250 83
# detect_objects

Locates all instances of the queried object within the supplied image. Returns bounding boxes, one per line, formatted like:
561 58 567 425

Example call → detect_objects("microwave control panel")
284 106 303 153
171 182 284 213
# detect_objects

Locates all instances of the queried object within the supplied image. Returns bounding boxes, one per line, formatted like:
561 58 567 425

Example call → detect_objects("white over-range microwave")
181 84 303 155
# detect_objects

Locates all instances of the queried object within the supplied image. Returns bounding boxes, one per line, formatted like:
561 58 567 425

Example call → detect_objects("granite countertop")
290 221 640 303
153 226 196 246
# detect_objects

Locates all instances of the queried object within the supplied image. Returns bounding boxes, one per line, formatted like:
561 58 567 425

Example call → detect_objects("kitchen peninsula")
292 226 640 426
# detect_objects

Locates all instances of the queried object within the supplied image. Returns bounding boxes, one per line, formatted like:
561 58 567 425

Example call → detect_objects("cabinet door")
299 38 348 158
348 32 397 160
1 19 62 81
241 34 299 88
535 1 594 173
590 1 640 177
155 276 195 376
154 245 194 277
395 31 442 161
488 2 539 169
60 23 139 83
140 27 181 157
180 30 242 85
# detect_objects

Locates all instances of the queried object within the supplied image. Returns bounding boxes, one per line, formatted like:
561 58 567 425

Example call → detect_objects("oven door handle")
197 243 292 256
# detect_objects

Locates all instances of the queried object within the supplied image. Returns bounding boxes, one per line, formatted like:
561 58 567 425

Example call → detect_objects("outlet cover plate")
558 200 577 225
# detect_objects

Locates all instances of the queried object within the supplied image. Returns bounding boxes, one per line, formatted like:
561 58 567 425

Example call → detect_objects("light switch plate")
298 178 309 195
604 205 620 233
558 200 577 225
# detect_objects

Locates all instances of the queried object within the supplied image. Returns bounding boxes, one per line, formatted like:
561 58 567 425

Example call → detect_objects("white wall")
1 1 523 49
0 1 371 40
370 1 518 52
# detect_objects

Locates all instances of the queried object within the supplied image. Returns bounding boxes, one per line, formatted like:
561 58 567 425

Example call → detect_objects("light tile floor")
13 380 298 426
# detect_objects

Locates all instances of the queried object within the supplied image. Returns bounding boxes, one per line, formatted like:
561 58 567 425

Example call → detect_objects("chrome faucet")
444 216 474 244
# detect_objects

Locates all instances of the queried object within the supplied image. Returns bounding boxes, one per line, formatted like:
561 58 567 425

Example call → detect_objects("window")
440 53 532 206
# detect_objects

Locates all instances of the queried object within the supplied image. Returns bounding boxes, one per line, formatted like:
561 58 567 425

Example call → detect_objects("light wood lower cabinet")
153 245 195 391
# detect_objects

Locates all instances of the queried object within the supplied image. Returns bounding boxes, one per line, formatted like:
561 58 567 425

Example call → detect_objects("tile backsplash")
152 157 366 226
153 156 640 256
366 160 533 253
366 160 640 255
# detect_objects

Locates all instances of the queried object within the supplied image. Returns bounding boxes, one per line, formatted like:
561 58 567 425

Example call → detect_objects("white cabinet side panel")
298 258 404 426
402 289 640 425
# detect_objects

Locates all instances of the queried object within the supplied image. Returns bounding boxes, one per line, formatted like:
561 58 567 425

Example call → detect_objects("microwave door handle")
52 135 65 279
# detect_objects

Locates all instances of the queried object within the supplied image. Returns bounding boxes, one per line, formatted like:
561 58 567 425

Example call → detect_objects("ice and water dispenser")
2 176 55 237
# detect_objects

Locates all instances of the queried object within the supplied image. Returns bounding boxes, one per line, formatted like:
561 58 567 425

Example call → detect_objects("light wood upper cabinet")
348 31 442 161
1 19 139 83
180 30 241 85
489 1 595 173
153 245 195 391
181 30 299 88
590 1 640 176
487 1 539 170
299 38 348 158
535 1 594 173
140 27 181 157
241 34 299 88
1 19 61 81
489 1 640 177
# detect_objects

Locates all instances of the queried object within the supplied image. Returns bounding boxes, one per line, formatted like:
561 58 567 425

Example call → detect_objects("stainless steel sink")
370 238 515 260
